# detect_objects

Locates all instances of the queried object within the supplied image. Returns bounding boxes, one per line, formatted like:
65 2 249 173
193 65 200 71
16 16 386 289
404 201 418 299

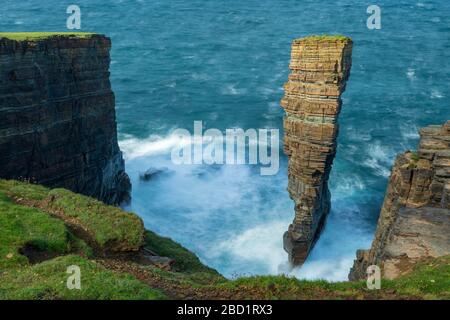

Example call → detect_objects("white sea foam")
121 133 373 282
362 143 394 177
212 211 371 281
120 134 190 160
406 68 416 81
290 200 373 281
215 221 288 274
222 84 247 95
431 89 443 99
400 124 420 140
292 257 355 281
348 129 372 142
333 175 365 197
191 73 210 81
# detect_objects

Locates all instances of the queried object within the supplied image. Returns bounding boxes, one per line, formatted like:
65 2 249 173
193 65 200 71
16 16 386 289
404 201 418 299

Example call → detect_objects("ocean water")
2 0 449 281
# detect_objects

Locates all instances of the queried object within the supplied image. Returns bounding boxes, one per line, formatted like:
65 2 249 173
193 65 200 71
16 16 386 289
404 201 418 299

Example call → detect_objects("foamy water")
121 135 377 281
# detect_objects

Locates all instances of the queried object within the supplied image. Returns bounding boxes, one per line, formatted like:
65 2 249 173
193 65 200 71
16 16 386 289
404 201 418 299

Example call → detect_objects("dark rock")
0 35 130 205
145 255 175 271
139 167 169 181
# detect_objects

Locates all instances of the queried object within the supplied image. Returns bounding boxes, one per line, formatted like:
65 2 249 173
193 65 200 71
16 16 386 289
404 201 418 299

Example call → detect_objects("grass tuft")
0 192 69 270
295 34 352 43
0 255 166 300
0 180 145 252
145 230 221 277
1 179 448 300
0 32 95 41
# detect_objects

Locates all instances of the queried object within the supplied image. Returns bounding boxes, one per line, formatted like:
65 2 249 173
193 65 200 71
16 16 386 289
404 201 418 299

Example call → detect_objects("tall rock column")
280 36 353 265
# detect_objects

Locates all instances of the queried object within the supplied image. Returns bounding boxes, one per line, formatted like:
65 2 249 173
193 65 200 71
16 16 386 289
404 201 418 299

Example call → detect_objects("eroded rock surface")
280 36 353 265
349 121 450 280
0 35 130 204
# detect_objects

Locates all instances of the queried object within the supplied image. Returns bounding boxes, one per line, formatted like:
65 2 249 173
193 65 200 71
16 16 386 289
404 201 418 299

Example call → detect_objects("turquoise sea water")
2 0 449 280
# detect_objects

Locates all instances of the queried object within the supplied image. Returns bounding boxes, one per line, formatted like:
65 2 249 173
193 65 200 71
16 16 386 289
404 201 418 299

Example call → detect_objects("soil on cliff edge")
1 180 449 300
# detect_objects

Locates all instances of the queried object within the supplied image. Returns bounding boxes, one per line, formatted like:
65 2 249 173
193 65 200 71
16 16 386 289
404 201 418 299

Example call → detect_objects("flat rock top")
0 33 110 52
0 32 96 41
293 34 352 44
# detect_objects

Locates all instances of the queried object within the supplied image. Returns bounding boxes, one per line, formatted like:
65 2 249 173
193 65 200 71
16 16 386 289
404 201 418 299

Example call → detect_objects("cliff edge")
1 180 448 299
350 121 450 280
280 35 353 265
0 33 130 204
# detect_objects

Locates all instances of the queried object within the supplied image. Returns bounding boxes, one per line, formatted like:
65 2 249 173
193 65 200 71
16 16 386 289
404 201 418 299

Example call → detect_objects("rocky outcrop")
280 36 353 265
349 121 450 280
0 34 130 205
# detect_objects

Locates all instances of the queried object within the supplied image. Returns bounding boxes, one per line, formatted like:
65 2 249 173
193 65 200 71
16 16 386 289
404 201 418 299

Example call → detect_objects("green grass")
46 188 145 251
296 34 352 42
1 180 448 300
0 192 69 270
0 180 145 252
222 256 450 299
145 230 221 278
405 151 421 169
384 256 450 299
0 255 166 300
410 151 420 162
220 275 365 299
0 180 49 201
0 32 95 41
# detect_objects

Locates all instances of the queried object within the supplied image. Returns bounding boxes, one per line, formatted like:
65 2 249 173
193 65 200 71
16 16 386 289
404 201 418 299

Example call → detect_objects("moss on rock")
0 32 95 41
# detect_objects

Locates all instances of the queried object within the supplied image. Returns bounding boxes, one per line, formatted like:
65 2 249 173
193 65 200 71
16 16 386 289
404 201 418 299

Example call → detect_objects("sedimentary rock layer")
349 121 450 280
0 34 130 204
280 36 353 265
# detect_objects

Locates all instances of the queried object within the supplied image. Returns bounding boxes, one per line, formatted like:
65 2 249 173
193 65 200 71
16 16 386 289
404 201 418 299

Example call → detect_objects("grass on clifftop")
222 255 450 299
145 230 220 276
0 180 449 300
0 32 95 41
0 180 144 252
45 188 145 250
0 255 165 300
296 34 352 42
0 192 69 270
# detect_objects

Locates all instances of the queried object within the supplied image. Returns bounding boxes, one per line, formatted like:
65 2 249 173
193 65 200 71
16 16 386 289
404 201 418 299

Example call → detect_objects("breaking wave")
362 143 395 177
119 134 188 160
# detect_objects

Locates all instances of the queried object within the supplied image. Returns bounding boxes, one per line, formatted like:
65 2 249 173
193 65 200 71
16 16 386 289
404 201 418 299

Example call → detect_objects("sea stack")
0 34 130 205
349 121 450 280
280 35 353 266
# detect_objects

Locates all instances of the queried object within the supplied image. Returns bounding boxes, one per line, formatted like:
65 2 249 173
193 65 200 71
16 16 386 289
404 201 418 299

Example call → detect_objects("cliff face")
0 34 130 205
350 121 450 280
280 36 353 265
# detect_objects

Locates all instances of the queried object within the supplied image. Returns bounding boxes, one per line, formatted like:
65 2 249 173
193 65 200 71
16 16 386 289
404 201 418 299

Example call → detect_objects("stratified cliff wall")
0 34 130 205
350 121 450 280
280 36 353 265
